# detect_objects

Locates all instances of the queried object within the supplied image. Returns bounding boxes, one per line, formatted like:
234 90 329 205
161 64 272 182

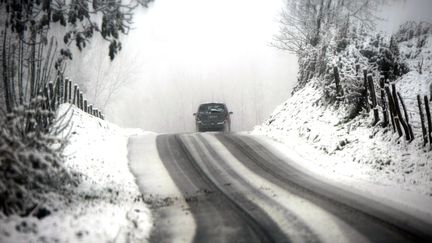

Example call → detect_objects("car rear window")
198 104 226 113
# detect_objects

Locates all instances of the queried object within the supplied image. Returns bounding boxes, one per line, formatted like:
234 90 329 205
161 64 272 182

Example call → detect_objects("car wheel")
223 124 230 133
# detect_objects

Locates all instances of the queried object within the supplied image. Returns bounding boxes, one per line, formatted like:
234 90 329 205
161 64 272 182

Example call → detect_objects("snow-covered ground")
0 105 152 243
254 28 432 198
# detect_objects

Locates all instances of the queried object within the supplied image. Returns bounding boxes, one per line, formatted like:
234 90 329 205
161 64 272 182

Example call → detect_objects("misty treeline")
273 0 411 119
0 0 152 216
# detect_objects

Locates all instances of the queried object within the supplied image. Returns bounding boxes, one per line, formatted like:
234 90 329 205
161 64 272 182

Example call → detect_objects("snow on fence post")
397 92 414 142
101 113 104 120
392 83 411 141
367 74 379 125
333 66 343 98
379 76 389 127
385 85 402 137
88 104 93 115
417 95 428 146
424 96 432 150
363 69 370 112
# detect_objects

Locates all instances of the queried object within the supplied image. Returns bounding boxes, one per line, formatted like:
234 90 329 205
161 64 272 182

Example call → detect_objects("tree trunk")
2 25 12 113
29 28 37 99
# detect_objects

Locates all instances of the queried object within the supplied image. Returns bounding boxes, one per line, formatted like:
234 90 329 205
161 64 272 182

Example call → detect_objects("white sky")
101 0 298 132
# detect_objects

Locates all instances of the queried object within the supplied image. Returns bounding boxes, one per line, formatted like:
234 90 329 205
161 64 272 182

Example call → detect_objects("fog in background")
66 0 432 133
377 0 432 32
67 0 298 133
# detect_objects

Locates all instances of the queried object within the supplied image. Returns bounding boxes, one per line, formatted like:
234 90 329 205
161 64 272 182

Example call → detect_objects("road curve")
128 133 432 243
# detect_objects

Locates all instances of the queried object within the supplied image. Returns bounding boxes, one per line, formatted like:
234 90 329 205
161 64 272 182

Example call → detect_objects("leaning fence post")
397 92 414 142
424 96 432 150
367 74 379 125
392 83 411 140
418 95 428 146
385 85 402 136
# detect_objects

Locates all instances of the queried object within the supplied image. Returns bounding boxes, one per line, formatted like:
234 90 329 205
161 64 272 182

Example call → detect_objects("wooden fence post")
379 76 389 127
424 96 432 149
397 92 414 142
417 95 428 146
392 83 411 140
333 66 343 98
385 85 402 137
48 82 55 111
64 78 68 103
88 104 93 115
72 84 77 105
84 99 88 113
363 69 370 112
79 92 83 110
367 74 379 125
44 86 50 111
68 80 72 103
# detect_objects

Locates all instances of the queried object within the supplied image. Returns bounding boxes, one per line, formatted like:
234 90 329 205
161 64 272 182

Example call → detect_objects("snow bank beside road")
0 105 152 243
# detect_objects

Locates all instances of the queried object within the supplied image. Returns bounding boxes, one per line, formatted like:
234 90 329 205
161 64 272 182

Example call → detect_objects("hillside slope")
254 22 432 197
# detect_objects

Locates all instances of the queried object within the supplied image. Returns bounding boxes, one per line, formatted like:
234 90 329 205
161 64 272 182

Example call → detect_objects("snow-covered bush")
293 24 409 121
0 97 77 216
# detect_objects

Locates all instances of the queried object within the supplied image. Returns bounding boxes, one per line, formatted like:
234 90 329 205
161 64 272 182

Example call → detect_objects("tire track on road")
218 134 431 242
156 134 275 243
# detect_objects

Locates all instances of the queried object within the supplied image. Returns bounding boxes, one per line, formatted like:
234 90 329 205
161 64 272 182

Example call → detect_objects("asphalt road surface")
128 133 432 243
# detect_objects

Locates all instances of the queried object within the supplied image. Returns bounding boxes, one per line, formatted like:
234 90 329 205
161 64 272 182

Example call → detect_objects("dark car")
193 103 233 132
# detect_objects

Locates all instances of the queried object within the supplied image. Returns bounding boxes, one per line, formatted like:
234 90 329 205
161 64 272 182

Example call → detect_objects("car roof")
199 102 226 106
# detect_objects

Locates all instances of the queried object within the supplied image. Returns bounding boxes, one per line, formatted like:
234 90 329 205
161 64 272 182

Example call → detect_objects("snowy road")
128 133 432 243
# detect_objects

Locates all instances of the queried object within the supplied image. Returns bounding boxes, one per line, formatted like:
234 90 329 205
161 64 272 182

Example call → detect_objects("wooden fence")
333 66 432 149
41 77 104 120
